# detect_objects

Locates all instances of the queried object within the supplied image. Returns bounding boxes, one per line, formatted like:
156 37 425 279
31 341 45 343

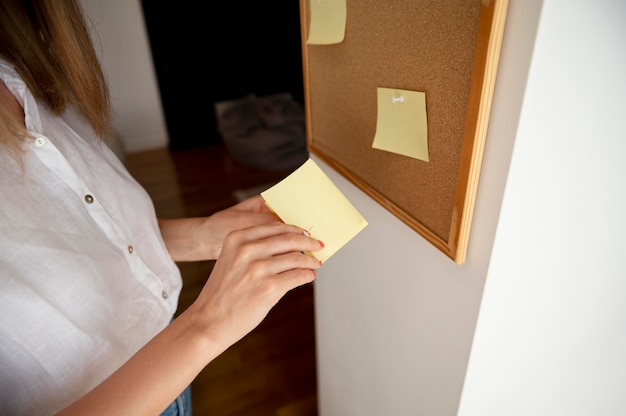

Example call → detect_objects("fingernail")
318 240 325 248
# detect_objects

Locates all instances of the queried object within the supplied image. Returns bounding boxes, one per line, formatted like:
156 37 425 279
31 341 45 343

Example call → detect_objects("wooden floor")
124 144 318 416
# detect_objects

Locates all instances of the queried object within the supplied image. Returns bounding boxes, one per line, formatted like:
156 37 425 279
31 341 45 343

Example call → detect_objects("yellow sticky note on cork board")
372 87 429 162
306 0 347 45
261 158 368 263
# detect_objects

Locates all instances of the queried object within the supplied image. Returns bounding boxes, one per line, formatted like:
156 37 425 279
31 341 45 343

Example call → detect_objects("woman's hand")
158 195 280 261
203 195 280 254
189 221 324 353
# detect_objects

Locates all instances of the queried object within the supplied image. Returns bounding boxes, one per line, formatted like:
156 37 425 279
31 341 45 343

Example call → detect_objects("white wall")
314 0 626 414
458 1 626 415
310 0 543 413
81 0 168 153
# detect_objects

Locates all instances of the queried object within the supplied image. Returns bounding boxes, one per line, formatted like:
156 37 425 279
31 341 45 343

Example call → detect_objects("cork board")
300 0 509 264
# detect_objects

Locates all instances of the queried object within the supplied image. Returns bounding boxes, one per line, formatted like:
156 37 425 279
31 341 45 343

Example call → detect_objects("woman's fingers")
253 250 320 280
230 194 273 214
223 224 323 288
226 222 323 257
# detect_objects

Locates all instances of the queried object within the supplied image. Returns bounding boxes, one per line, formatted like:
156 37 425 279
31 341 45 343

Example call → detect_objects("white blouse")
0 59 182 415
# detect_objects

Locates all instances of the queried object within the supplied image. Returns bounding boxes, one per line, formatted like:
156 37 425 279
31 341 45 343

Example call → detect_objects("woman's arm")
56 221 323 416
158 195 278 261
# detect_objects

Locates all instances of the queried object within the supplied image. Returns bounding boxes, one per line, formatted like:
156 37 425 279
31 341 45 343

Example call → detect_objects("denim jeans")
160 384 192 416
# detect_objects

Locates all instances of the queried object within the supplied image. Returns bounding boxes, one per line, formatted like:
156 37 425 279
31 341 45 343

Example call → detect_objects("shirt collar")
0 56 43 134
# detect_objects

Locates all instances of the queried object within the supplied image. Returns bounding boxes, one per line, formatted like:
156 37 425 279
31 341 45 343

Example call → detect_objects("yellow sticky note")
261 158 367 262
306 0 347 45
372 87 429 162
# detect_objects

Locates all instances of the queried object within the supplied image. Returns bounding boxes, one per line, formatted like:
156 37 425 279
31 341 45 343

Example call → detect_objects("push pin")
391 95 405 104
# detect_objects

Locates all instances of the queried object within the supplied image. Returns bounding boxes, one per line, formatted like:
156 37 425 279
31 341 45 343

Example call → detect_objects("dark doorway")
140 3 305 151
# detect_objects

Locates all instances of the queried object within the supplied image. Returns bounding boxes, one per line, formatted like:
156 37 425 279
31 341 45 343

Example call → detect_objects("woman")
0 1 323 415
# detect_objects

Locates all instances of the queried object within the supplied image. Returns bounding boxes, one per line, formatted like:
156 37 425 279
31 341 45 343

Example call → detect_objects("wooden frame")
300 0 509 264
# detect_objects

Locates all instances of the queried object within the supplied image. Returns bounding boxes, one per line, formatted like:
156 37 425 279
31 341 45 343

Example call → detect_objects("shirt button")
161 290 168 299
34 137 46 147
127 245 134 254
84 194 94 204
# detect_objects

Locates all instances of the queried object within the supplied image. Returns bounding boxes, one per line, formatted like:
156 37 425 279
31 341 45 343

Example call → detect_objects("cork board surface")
300 0 508 263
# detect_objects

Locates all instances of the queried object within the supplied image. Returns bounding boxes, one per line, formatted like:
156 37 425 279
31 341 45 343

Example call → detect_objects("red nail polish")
318 240 325 248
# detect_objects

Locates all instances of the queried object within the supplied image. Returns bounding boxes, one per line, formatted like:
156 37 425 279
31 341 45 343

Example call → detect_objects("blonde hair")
0 0 112 151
